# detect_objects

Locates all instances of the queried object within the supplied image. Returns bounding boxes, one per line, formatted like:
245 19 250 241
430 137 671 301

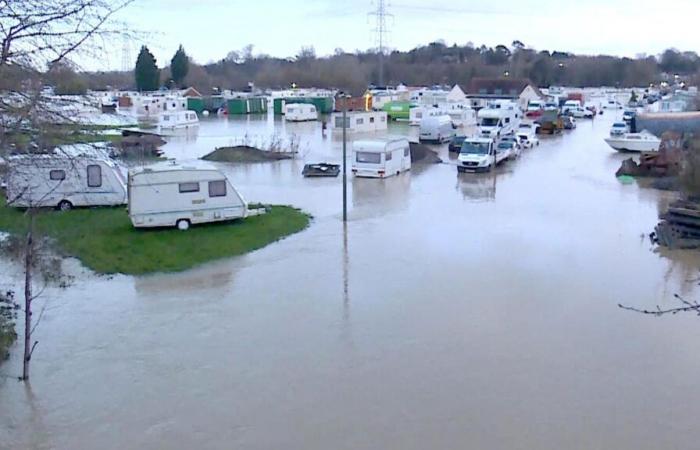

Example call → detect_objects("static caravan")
128 163 248 230
285 103 318 122
333 111 388 133
6 155 127 210
419 115 456 143
351 137 411 178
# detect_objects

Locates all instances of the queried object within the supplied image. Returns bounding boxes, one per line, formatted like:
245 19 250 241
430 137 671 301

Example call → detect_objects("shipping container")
274 96 334 115
187 97 204 113
226 99 247 115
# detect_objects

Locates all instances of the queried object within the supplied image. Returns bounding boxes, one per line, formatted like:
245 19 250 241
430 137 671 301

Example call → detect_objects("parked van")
128 163 248 230
351 137 411 178
419 115 455 143
285 103 318 122
6 155 127 210
457 137 508 172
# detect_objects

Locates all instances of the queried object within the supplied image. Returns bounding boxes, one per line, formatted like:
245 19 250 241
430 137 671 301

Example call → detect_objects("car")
569 107 594 119
497 140 519 160
448 135 467 152
563 116 577 130
500 134 521 150
622 110 636 122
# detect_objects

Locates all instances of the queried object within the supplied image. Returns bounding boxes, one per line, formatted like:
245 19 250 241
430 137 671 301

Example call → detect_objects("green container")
383 101 412 120
227 98 247 115
187 97 204 114
203 96 225 112
247 97 267 114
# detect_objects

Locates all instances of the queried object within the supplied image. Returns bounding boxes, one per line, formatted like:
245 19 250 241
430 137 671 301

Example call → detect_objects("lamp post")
341 94 349 222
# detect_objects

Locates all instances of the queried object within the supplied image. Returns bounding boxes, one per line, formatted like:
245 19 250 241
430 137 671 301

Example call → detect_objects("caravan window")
370 117 375 123
385 152 392 161
49 170 66 181
179 182 200 193
208 180 227 197
404 147 410 157
356 152 381 164
87 165 102 187
356 118 364 125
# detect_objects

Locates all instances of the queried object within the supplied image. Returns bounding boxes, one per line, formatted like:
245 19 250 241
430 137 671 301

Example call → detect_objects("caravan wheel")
57 200 73 211
176 219 190 231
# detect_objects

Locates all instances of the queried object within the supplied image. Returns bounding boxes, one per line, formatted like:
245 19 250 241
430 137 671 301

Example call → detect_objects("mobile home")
6 155 127 210
284 103 318 122
419 115 456 143
333 111 388 133
128 163 248 230
477 100 520 138
351 137 411 178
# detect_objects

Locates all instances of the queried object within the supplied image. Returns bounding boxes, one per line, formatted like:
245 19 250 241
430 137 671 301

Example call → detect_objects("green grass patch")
0 198 311 275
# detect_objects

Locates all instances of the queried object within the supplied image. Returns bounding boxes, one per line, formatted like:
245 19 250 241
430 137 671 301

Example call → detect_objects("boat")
302 163 340 177
604 130 661 152
158 110 199 130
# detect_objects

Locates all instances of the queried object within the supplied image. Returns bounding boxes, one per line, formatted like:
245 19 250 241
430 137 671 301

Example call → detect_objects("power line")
368 0 393 86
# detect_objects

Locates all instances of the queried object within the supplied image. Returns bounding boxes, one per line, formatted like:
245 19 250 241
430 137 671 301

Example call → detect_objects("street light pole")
342 95 348 222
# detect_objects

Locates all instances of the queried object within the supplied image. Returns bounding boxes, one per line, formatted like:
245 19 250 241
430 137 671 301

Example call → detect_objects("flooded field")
2 113 700 450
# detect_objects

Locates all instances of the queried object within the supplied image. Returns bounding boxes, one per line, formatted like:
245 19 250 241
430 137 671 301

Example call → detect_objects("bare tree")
619 294 700 317
0 0 134 381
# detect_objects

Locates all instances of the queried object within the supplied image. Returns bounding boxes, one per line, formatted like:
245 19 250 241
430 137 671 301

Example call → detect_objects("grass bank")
0 199 310 275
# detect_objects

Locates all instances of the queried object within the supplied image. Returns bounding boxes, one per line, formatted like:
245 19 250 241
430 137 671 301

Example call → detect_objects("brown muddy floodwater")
2 113 700 450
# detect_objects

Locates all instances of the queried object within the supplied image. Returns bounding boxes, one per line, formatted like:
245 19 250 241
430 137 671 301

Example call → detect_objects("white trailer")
351 137 411 178
158 110 199 130
409 106 448 126
6 155 127 210
333 111 388 133
284 103 318 122
419 115 456 143
128 163 248 230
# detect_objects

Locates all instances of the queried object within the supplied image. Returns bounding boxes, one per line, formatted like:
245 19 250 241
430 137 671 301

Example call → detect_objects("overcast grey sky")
105 0 700 70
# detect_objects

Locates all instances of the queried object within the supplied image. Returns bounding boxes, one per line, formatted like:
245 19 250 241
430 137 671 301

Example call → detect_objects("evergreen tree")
170 45 189 88
135 46 160 91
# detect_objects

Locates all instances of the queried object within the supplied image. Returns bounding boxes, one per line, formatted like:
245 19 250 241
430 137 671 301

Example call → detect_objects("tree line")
80 42 700 96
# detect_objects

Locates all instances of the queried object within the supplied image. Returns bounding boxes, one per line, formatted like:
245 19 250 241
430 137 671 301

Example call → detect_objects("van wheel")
176 219 190 231
57 200 73 211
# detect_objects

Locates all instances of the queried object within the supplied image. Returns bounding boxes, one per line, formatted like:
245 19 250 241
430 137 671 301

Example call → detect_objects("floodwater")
2 112 700 450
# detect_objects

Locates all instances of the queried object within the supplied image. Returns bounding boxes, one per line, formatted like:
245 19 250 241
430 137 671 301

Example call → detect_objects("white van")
285 103 318 122
419 115 455 143
351 137 411 178
6 155 127 210
457 137 508 172
128 163 248 230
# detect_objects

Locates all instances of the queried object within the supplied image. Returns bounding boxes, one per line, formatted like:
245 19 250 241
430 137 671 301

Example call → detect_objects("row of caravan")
5 157 249 231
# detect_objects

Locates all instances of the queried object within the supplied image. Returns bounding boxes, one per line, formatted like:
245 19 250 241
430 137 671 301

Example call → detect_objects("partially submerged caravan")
158 110 199 130
285 103 318 122
5 154 127 209
128 163 249 230
352 137 411 178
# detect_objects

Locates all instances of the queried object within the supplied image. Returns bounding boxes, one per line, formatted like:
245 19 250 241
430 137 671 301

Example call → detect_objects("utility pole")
369 0 392 87
342 95 348 222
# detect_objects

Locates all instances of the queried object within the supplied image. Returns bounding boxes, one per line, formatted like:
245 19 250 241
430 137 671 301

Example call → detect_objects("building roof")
466 78 540 98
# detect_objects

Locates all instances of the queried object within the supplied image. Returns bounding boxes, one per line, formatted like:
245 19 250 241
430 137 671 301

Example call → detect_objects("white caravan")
457 137 508 172
352 137 411 178
128 163 248 230
285 103 318 122
419 115 456 143
158 110 199 130
477 101 521 138
6 155 127 210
